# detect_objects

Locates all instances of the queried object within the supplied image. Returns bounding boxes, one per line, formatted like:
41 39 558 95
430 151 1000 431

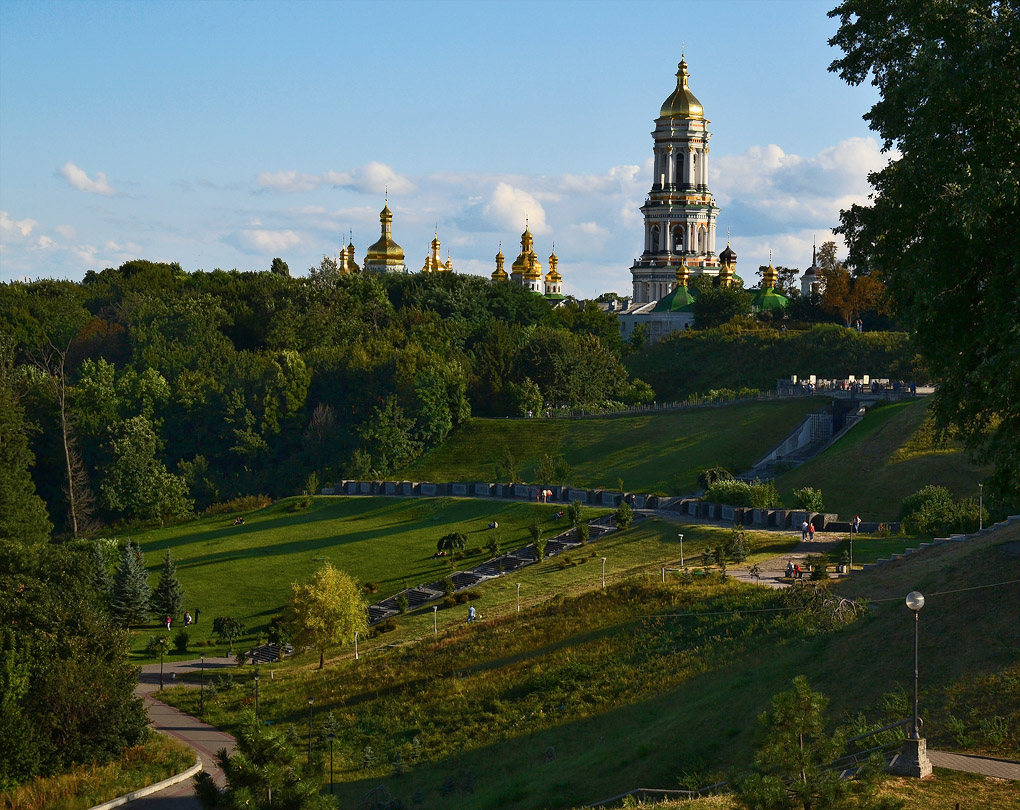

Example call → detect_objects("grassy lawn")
775 399 991 520
401 398 825 494
126 496 583 659
157 520 1019 810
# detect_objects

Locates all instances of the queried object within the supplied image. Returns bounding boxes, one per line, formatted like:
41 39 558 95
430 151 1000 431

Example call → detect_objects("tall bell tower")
630 57 721 304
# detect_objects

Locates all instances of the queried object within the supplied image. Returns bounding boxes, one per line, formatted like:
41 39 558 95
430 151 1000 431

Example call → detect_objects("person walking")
801 520 809 541
166 614 172 632
807 521 815 541
853 514 862 534
467 605 477 624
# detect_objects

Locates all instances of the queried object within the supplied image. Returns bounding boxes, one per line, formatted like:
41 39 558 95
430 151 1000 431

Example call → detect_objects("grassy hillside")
160 514 1019 809
401 398 824 493
775 398 991 519
624 324 924 401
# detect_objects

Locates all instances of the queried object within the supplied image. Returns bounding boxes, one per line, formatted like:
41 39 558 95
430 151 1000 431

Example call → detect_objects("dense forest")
0 260 652 534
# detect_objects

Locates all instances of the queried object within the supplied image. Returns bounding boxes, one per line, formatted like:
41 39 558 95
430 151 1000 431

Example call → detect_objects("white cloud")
1 211 40 239
256 161 414 195
58 161 118 196
483 182 549 234
242 229 303 253
573 221 606 236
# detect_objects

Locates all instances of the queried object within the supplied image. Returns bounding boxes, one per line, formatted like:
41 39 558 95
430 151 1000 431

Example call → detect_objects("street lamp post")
979 484 983 531
678 534 684 568
253 673 260 723
200 654 205 714
892 591 932 777
517 582 521 614
307 697 314 760
433 605 438 636
601 557 607 590
159 644 164 690
328 733 336 795
354 631 359 660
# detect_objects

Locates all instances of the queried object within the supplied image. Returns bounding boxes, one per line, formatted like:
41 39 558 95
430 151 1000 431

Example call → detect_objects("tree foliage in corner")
287 564 367 670
829 1 1020 506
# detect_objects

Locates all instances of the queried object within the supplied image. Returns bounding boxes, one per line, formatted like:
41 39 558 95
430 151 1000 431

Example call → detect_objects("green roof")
544 292 567 301
652 285 698 312
752 286 789 311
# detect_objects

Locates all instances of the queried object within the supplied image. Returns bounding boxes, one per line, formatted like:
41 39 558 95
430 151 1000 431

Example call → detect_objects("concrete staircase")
862 514 1020 570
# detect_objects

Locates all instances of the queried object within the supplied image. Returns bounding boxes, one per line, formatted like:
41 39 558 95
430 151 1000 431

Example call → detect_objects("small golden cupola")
762 251 778 289
345 234 359 273
511 224 544 288
492 245 508 281
660 55 705 120
423 232 444 273
544 246 565 300
444 252 453 272
676 259 690 288
363 202 407 274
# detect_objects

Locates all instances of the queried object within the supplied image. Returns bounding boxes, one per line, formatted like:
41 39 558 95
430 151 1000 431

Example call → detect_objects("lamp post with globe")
891 591 932 777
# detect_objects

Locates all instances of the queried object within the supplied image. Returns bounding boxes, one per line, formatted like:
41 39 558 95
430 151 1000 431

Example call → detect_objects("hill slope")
775 398 990 519
162 518 1019 810
401 398 824 493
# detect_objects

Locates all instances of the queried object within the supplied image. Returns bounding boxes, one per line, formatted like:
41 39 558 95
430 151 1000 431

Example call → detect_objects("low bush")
698 465 733 491
203 494 273 516
900 485 984 536
172 630 189 654
705 478 780 508
792 486 824 512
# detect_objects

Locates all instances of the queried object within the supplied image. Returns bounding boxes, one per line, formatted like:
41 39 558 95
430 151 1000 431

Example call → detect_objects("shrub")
173 629 189 654
395 592 409 614
792 487 825 512
577 523 590 544
749 480 781 509
203 494 273 516
615 501 634 529
486 536 501 556
145 635 169 656
698 466 733 491
363 582 380 594
437 532 467 554
705 478 778 508
441 576 455 596
900 485 983 536
535 537 547 560
442 596 456 609
374 618 398 635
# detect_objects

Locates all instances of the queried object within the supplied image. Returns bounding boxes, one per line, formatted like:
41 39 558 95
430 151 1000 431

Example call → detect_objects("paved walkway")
128 659 237 809
928 751 1020 780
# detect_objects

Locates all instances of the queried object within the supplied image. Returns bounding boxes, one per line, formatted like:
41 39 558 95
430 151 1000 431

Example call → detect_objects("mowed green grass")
775 398 991 520
126 497 580 658
402 398 825 493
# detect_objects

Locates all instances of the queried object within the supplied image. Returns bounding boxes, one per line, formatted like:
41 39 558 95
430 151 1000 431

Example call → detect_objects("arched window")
650 225 660 252
698 225 707 254
672 226 684 253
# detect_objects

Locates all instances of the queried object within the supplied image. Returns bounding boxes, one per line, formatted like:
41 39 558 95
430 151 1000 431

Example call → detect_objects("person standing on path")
808 522 815 541
801 520 809 541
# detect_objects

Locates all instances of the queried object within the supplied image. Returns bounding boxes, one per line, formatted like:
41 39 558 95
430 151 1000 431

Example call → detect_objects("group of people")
165 610 196 631
785 561 808 579
800 520 816 541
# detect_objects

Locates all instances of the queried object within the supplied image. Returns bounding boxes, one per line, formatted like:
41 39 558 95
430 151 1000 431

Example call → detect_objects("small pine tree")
615 501 634 529
91 543 114 602
567 500 584 527
111 542 151 627
577 523 590 544
151 549 185 621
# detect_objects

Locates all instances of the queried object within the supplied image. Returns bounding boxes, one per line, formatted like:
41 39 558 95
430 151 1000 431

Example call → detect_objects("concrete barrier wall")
451 483 468 496
420 483 437 496
473 483 492 496
568 488 589 503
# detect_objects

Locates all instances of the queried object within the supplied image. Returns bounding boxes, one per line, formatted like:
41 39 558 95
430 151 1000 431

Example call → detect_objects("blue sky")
0 0 884 297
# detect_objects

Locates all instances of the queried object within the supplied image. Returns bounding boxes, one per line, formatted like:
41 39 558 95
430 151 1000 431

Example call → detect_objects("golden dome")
444 253 453 272
492 244 508 280
512 225 543 278
675 260 690 286
660 58 705 120
364 203 405 266
545 250 562 283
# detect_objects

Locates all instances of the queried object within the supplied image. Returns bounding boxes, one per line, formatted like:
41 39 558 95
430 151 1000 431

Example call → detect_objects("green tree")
194 717 333 810
828 1 1020 505
111 542 150 627
151 549 185 622
615 500 634 529
693 282 753 329
0 340 53 546
287 564 367 669
792 487 824 512
567 499 584 528
495 445 522 484
437 532 467 554
736 675 900 810
212 616 246 654
269 257 290 277
100 416 193 525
